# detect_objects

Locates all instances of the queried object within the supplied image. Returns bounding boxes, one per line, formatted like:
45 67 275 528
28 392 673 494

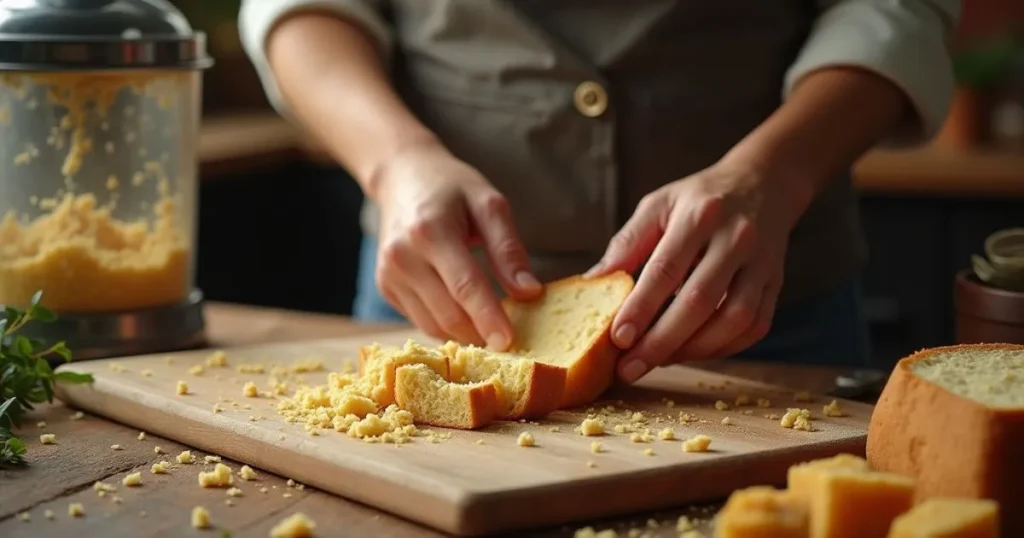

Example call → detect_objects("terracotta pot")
934 88 987 150
954 269 1024 344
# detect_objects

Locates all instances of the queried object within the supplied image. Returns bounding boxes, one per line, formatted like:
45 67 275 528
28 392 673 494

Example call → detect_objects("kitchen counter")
198 112 1024 197
0 302 852 538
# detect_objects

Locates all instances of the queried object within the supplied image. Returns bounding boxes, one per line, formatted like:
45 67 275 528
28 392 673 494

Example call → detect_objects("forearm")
266 12 441 199
723 66 910 216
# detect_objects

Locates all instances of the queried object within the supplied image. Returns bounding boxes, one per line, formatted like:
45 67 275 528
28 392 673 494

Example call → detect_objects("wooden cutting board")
54 329 872 536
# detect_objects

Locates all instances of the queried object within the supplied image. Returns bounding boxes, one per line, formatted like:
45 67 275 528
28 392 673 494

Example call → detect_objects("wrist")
363 132 447 200
719 139 815 230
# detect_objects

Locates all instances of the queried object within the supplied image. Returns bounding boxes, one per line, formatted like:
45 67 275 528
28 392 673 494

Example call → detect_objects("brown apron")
362 0 868 306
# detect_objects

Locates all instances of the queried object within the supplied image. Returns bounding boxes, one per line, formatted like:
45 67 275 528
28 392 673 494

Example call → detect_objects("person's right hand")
371 141 542 350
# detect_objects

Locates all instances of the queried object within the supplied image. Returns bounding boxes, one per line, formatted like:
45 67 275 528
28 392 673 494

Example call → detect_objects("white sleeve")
238 0 393 115
784 0 961 146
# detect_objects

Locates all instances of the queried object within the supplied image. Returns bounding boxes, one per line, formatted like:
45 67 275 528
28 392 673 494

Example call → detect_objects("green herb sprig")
1 291 93 467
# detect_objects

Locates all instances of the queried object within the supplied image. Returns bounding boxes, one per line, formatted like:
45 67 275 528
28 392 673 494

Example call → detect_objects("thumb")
586 196 665 278
467 190 542 299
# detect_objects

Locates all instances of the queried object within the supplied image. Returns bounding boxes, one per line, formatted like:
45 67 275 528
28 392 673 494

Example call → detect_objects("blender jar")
0 0 212 359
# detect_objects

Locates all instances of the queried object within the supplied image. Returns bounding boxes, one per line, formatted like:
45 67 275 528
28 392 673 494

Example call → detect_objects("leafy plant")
952 34 1022 91
0 291 93 467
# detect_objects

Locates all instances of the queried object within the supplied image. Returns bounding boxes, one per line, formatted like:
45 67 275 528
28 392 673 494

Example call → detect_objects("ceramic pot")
954 269 1024 344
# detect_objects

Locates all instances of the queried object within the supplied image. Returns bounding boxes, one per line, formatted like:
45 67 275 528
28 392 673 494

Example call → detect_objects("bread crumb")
239 465 258 480
93 481 117 493
613 424 629 434
658 427 675 440
243 381 259 398
757 398 772 408
176 450 194 464
190 506 210 529
680 531 703 538
237 363 265 374
679 412 697 423
151 461 170 474
154 445 165 454
225 499 234 507
590 441 603 454
578 417 605 436
111 495 123 504
721 416 731 426
586 460 597 468
734 394 750 406
517 432 535 447
70 411 84 420
286 478 296 488
36 421 46 428
188 364 204 376
205 350 228 367
270 513 317 538
111 444 122 451
630 411 647 423
40 433 56 444
666 399 676 408
43 509 54 520
475 439 485 445
794 391 813 402
18 511 30 522
68 503 84 517
260 487 269 494
198 463 234 487
226 487 243 497
283 492 293 498
108 362 126 373
549 426 561 433
676 515 694 531
780 408 811 429
141 369 154 377
793 415 815 432
573 526 618 538
122 472 142 487
682 434 712 453
137 431 146 441
822 399 845 417
212 404 223 413
643 448 655 456
204 455 221 464
714 400 729 411
176 380 188 395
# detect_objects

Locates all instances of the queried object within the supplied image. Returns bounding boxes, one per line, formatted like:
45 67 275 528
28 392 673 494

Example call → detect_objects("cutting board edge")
451 434 868 536
52 378 475 535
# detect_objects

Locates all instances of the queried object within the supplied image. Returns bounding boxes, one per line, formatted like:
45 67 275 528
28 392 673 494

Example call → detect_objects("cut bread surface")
393 363 499 429
358 340 449 407
909 345 1024 408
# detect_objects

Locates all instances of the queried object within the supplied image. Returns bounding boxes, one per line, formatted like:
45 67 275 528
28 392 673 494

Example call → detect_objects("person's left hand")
586 159 812 383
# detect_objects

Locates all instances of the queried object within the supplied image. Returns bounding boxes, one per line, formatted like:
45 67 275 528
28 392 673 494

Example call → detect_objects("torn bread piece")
394 363 500 429
357 340 450 407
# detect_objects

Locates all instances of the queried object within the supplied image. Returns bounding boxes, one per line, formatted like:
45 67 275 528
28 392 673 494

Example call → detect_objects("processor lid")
0 0 213 70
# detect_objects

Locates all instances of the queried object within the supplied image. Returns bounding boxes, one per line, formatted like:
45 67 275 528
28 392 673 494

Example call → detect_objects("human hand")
372 141 542 349
587 160 812 382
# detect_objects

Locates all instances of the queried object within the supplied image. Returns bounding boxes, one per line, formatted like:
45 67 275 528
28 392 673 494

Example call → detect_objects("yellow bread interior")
714 486 808 538
358 340 449 407
888 498 999 538
908 347 1024 408
393 363 498 429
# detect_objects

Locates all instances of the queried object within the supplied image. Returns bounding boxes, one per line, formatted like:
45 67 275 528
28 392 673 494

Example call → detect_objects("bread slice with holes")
501 271 633 408
866 344 1024 536
393 363 500 429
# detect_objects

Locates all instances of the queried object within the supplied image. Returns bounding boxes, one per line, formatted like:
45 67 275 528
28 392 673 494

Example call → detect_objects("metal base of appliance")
11 289 208 362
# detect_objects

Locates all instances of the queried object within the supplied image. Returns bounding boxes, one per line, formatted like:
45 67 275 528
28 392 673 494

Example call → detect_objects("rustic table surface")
0 302 854 538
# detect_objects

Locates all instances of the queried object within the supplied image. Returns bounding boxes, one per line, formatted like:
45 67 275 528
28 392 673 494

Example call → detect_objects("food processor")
0 0 213 359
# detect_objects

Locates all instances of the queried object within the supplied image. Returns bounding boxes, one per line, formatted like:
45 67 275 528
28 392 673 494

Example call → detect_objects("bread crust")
393 368 500 430
866 343 1024 536
502 271 634 409
508 361 567 420
358 344 450 407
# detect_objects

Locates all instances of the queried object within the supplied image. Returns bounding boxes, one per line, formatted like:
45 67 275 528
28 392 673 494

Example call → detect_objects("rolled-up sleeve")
238 0 392 114
784 0 960 145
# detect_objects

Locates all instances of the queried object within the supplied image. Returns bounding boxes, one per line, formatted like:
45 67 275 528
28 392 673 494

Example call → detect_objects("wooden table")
0 302 854 538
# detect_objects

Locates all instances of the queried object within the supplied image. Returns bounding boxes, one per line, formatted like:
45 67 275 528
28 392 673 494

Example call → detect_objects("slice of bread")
440 342 566 420
867 344 1024 536
393 363 500 429
888 498 1000 538
501 271 633 408
357 340 450 407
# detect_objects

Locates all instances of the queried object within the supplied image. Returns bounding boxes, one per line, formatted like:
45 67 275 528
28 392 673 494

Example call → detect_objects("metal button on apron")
574 81 609 118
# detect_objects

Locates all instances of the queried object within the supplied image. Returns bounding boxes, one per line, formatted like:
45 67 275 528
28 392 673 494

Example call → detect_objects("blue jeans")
353 236 870 368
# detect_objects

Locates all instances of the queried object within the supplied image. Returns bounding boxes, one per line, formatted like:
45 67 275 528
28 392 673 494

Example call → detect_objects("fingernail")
486 332 509 351
614 323 636 348
621 359 648 383
515 271 541 290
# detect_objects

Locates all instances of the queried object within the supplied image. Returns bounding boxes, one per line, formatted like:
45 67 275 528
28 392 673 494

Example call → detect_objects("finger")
391 283 445 340
585 194 668 279
675 264 768 360
429 242 515 351
609 201 722 350
617 226 748 383
713 278 780 359
467 190 542 300
409 264 486 346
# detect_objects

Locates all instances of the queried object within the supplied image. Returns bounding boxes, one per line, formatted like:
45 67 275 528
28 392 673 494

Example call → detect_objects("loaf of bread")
714 486 809 538
866 344 1024 536
888 498 999 538
501 271 633 408
393 363 500 429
